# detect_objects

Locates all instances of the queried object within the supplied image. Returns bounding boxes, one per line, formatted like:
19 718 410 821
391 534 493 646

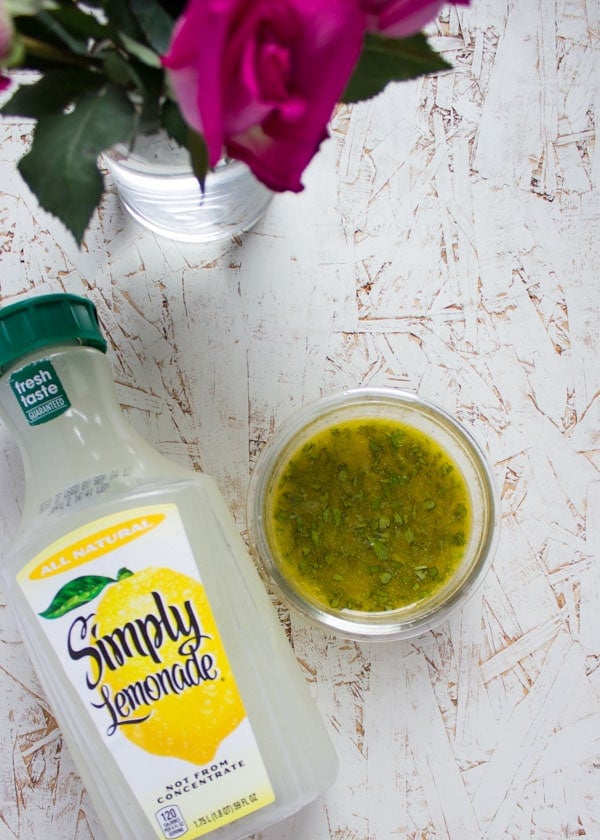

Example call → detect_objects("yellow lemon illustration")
93 567 245 765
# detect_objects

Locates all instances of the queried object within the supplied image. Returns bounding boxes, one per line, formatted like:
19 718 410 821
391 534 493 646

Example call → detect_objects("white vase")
103 132 273 244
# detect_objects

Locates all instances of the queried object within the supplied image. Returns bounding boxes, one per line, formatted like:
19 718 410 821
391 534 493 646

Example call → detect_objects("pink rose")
362 0 469 38
162 0 366 192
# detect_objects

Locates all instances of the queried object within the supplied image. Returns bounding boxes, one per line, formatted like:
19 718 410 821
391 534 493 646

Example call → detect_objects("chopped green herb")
370 539 389 562
267 416 472 612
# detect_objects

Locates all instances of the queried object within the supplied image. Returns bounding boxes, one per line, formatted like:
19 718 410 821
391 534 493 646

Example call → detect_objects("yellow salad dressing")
267 418 473 612
0 294 337 840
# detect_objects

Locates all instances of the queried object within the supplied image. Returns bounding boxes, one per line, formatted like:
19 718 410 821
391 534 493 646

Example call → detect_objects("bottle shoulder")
5 470 220 572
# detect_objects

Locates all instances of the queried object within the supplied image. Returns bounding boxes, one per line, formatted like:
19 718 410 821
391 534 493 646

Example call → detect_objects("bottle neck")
0 344 174 523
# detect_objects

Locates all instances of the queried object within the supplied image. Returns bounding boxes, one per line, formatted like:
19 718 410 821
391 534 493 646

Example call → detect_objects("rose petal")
362 0 469 38
163 0 366 191
163 1 235 166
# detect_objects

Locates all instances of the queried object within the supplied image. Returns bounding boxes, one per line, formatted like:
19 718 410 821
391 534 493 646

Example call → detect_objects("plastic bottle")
0 293 337 840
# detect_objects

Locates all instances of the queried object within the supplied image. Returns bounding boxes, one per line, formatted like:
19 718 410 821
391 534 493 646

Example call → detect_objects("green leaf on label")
17 84 136 243
342 32 452 103
116 567 134 581
39 574 115 619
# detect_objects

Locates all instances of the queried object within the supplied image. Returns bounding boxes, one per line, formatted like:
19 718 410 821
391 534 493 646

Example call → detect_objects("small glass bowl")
247 387 500 641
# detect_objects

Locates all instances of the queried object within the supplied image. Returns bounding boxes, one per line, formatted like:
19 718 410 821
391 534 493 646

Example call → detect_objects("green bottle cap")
0 293 107 375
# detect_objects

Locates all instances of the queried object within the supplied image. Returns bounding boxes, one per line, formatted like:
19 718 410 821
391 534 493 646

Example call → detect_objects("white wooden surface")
0 1 599 838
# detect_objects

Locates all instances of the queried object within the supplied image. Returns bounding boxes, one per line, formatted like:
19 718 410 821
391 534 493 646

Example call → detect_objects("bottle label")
9 358 71 426
17 504 275 839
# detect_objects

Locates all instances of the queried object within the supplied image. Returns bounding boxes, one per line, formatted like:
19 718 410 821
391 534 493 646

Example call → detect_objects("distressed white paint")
0 1 598 838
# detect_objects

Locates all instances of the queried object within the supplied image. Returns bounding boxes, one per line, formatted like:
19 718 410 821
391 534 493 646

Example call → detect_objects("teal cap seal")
0 293 107 375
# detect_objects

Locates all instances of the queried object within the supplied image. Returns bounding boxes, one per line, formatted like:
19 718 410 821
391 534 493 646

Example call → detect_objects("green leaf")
136 65 164 134
188 128 209 189
5 1 58 14
11 15 77 61
162 98 208 185
118 31 162 68
0 68 102 118
102 49 144 91
342 32 452 104
102 53 163 134
34 9 100 56
129 0 175 55
43 5 109 42
18 84 136 243
39 574 115 618
161 97 188 148
103 2 166 95
103 0 145 42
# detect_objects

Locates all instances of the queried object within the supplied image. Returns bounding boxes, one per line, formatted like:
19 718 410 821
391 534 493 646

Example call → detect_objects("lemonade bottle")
0 293 338 840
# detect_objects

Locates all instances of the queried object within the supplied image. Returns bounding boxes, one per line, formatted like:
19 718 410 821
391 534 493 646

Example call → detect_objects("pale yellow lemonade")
0 295 337 840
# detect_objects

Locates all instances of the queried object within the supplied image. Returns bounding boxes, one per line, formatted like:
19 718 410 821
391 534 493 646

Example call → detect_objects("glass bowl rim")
247 386 500 641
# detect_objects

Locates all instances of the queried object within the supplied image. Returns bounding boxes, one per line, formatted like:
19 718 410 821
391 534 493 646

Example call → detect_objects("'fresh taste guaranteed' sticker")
9 359 71 426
